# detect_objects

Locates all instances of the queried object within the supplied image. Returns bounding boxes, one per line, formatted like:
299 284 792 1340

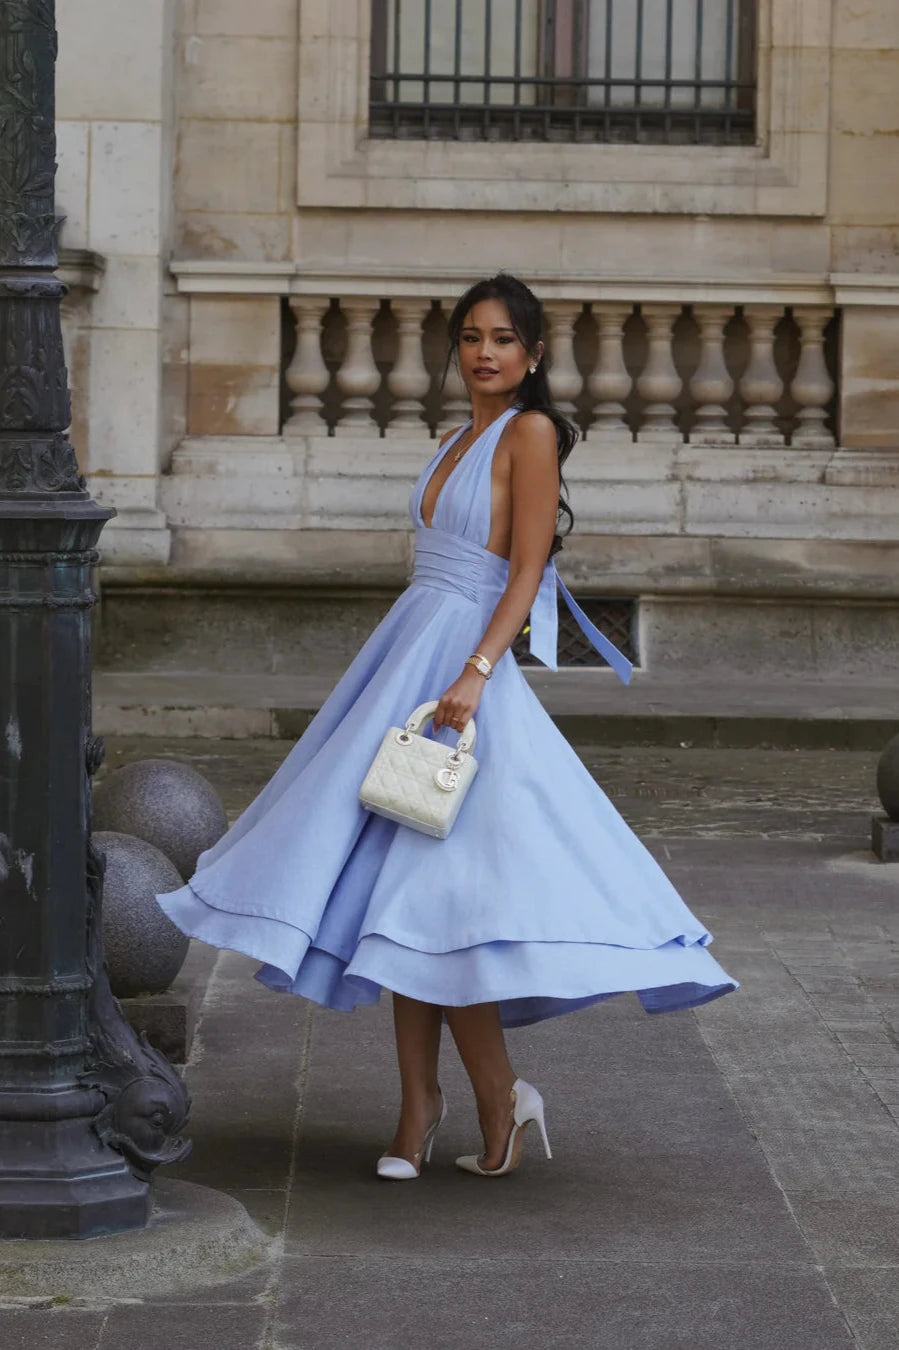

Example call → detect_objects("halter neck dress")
157 407 736 1026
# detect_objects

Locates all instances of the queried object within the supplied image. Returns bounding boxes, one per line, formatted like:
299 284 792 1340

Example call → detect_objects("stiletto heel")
423 1115 441 1164
532 1093 552 1160
377 1092 447 1180
455 1078 551 1176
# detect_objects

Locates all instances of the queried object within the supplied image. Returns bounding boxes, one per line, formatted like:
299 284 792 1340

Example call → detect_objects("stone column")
587 303 633 437
438 299 470 433
636 304 682 441
335 298 381 436
387 298 431 434
835 278 899 451
791 307 835 448
739 306 785 446
437 360 470 433
689 304 735 445
284 296 330 435
544 301 583 416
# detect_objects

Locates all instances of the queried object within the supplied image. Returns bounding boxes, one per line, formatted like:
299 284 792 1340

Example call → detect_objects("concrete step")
93 669 899 749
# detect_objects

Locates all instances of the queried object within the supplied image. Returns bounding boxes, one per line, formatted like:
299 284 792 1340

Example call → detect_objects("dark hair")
444 272 577 556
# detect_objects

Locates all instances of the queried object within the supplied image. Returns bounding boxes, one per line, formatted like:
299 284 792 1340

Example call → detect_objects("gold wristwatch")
465 652 493 680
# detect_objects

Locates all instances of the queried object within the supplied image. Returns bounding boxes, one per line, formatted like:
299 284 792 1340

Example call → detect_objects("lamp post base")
0 1180 269 1300
0 1097 150 1240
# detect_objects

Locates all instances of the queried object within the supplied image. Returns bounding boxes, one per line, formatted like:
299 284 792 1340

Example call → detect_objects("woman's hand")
432 666 486 734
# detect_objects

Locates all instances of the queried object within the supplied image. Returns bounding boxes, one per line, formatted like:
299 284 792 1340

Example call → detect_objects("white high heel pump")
455 1079 552 1176
377 1092 447 1180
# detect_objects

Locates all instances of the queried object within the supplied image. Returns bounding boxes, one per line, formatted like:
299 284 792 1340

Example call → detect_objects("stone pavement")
3 741 899 1349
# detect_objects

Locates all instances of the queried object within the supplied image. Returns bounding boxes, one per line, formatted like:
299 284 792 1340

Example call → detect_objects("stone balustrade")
281 286 838 448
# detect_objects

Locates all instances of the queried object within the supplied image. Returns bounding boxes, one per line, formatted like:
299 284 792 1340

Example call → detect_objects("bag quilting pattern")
359 700 479 839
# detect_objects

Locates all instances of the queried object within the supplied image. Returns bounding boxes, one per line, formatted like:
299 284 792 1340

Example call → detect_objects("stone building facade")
56 1 899 678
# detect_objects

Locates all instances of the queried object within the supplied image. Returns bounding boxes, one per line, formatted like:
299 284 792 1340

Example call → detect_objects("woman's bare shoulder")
438 424 464 447
505 410 558 456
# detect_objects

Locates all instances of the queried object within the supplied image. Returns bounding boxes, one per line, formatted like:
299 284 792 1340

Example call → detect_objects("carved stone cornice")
59 247 106 296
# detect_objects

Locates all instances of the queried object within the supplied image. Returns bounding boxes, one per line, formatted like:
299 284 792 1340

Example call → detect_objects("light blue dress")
157 407 737 1026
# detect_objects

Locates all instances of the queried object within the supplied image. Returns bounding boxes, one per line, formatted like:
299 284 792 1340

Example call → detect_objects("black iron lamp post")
0 0 189 1238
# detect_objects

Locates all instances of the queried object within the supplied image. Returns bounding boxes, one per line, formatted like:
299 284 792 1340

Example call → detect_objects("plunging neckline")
417 407 513 530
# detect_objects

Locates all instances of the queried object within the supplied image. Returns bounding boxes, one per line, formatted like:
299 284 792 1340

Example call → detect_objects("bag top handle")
404 700 477 754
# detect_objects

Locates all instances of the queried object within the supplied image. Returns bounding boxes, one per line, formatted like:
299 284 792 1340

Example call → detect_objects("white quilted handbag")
359 700 478 839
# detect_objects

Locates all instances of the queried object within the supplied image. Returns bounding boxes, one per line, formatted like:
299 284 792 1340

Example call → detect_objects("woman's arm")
432 412 559 732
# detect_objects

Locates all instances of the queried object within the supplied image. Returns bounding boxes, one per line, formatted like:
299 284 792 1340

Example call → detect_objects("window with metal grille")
370 1 756 145
513 598 637 668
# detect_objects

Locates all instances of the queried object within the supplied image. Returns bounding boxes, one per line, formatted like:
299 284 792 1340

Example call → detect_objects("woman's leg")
444 1002 517 1170
388 993 444 1162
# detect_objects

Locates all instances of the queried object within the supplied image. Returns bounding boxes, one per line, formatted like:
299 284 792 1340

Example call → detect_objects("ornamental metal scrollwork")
79 740 191 1180
81 840 192 1182
0 285 72 429
0 0 58 266
0 1 83 500
0 212 60 262
0 833 11 887
85 734 105 780
2 0 56 39
0 438 83 494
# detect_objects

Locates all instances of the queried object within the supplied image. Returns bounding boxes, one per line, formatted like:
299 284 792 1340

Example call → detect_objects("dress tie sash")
412 527 633 685
528 561 633 685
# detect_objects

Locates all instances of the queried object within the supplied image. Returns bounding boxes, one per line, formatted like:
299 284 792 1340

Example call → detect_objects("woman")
157 274 736 1180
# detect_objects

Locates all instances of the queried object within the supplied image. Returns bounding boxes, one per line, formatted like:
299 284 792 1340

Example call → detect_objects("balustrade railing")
282 289 839 447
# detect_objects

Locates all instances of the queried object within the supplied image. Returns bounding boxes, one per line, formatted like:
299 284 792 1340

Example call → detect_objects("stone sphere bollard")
876 734 899 821
93 831 190 998
93 758 228 880
872 734 899 862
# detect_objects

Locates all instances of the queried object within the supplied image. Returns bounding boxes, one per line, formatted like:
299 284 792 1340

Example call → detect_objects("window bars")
370 0 756 145
512 599 637 668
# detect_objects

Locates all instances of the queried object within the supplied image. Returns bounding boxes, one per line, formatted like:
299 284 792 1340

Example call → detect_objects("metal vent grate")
513 597 637 668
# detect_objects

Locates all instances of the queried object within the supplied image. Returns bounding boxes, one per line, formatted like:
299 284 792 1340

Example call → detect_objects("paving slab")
789 1194 899 1267
272 1256 856 1350
827 1270 899 1350
164 950 311 1193
755 1125 899 1198
717 1068 894 1132
0 1307 107 1350
98 1302 268 1350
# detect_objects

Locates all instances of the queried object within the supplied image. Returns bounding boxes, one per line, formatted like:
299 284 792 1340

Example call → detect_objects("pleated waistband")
411 525 633 684
411 527 507 605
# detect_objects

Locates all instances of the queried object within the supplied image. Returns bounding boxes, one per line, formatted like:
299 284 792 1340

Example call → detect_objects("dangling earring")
529 363 538 375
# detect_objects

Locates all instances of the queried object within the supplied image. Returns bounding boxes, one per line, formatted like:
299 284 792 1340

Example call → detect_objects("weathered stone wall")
829 3 899 449
829 1 899 276
174 0 297 261
56 0 176 563
52 0 899 676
